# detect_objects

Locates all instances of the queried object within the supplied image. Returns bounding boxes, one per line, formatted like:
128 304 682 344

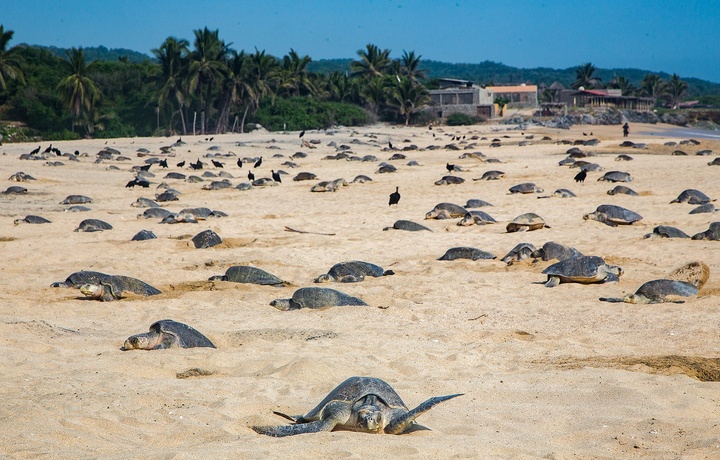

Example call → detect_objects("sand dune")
1 122 719 458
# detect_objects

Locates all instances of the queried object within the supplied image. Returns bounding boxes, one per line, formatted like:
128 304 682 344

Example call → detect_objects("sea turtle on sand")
464 199 493 208
474 170 505 181
310 181 337 192
457 210 496 226
155 190 179 202
599 279 698 304
425 203 467 219
438 247 496 261
542 255 622 288
583 204 642 227
122 320 215 350
500 242 537 264
531 241 582 262
192 229 222 248
8 172 36 181
643 225 690 239
506 213 548 233
691 222 720 240
508 183 543 194
551 189 576 198
52 270 110 288
352 175 373 184
434 175 465 185
377 163 397 174
708 157 720 166
270 287 367 310
79 275 161 301
597 171 632 183
315 261 394 283
131 197 160 208
670 189 712 205
3 186 28 194
607 185 639 196
202 179 232 190
139 208 173 219
382 220 431 232
615 154 633 161
74 219 113 232
293 172 318 181
61 195 92 204
252 376 462 437
689 203 716 214
131 230 157 241
65 205 91 212
209 266 285 286
14 215 51 225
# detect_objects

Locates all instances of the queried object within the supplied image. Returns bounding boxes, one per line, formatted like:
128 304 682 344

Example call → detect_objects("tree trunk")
192 111 197 136
240 105 249 133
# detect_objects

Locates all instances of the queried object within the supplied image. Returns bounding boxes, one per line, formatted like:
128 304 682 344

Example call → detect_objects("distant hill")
307 59 720 99
27 45 154 63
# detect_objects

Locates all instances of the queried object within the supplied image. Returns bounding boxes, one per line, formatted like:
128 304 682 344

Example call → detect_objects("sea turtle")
615 154 633 161
583 204 642 227
3 186 28 194
180 207 214 220
670 189 712 205
352 175 373 183
599 279 698 304
192 229 222 248
434 175 465 185
202 179 232 190
122 320 215 350
164 172 186 180
74 219 113 232
139 208 173 219
270 287 367 311
506 213 548 232
607 185 639 196
708 157 720 166
508 183 543 194
377 164 397 174
14 215 51 225
425 203 467 219
475 170 505 181
382 220 432 232
438 247 496 261
252 376 461 437
457 210 496 226
131 230 157 241
550 189 576 198
643 225 690 239
597 171 632 183
8 172 36 182
293 172 318 181
209 266 285 286
79 275 161 301
311 181 337 192
531 241 583 261
156 190 179 202
500 242 537 264
314 261 394 283
52 270 110 288
689 203 716 214
691 222 720 240
542 255 622 287
61 195 92 204
464 199 493 208
131 197 161 208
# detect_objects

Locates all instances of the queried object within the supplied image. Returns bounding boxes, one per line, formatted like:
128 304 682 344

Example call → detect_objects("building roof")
486 85 538 93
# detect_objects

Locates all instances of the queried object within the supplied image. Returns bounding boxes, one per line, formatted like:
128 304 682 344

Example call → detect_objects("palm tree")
247 49 279 115
571 62 601 89
665 74 688 109
278 49 314 97
351 44 391 80
57 47 100 133
216 50 255 133
187 27 230 134
607 75 635 96
152 37 189 134
399 50 425 83
0 25 25 91
359 76 389 115
640 73 665 99
386 76 429 125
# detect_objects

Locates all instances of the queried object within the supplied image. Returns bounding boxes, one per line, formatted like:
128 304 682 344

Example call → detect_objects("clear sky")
4 0 719 83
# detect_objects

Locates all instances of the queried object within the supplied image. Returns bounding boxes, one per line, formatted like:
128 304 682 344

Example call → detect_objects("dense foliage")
0 24 718 140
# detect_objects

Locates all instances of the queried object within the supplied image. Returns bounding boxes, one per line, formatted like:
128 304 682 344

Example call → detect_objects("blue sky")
5 0 719 82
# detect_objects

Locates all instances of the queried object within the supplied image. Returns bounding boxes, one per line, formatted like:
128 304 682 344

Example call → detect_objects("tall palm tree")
57 47 100 133
665 74 688 109
640 73 665 99
0 25 25 91
359 75 389 115
607 74 635 96
247 49 279 115
571 62 601 90
386 76 429 126
278 49 314 97
187 27 230 134
351 44 391 80
399 50 425 83
216 50 255 133
152 37 189 134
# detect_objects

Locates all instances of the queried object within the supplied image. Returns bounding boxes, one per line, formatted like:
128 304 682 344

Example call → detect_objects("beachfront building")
485 84 539 109
557 88 654 111
428 78 495 119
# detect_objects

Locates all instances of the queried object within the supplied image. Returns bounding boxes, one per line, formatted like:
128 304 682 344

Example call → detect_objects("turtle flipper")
252 418 336 437
544 276 560 288
384 393 463 435
598 297 624 303
272 411 305 423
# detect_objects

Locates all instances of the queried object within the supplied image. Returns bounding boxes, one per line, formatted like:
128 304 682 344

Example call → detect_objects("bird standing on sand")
446 163 455 173
177 161 186 168
44 144 53 153
237 158 243 168
388 141 393 150
299 130 305 138
574 169 587 183
158 159 168 168
254 157 263 168
388 187 400 206
212 159 224 168
30 146 41 155
272 170 282 183
248 171 255 181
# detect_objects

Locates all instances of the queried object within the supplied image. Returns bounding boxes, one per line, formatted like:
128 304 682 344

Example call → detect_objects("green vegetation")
446 113 479 126
1 23 719 140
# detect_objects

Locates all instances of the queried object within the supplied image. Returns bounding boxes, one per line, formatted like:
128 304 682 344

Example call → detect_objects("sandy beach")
1 121 719 459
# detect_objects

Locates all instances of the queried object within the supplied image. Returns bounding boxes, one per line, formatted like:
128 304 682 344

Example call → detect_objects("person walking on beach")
623 122 629 137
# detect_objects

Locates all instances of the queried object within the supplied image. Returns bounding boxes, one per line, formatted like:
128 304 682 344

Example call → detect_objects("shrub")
252 97 369 131
446 112 479 126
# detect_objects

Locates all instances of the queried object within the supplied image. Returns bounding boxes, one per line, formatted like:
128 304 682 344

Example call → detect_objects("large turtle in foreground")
252 376 462 437
122 320 215 350
315 261 394 283
270 287 367 310
670 189 712 205
583 204 642 227
506 213 548 232
542 255 622 287
209 266 285 286
599 279 698 304
79 275 161 301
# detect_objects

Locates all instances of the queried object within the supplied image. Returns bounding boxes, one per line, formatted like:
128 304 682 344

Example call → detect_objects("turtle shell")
139 208 173 219
464 199 493 208
53 270 110 288
598 171 632 182
385 220 431 232
509 183 542 194
151 320 216 348
273 287 368 310
220 266 284 285
75 219 113 232
632 279 698 302
326 261 386 279
500 242 537 263
594 204 642 224
425 203 467 219
670 189 711 204
192 229 222 248
303 377 408 421
650 226 690 239
542 255 614 283
506 213 546 232
438 247 496 261
61 195 92 204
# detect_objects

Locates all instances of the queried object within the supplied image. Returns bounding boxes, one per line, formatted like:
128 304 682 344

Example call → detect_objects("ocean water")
638 126 720 140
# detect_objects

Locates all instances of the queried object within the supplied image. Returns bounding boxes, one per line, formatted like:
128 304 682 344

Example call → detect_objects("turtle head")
314 274 331 284
623 293 641 304
270 298 294 311
122 332 163 350
79 283 104 299
356 405 385 433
